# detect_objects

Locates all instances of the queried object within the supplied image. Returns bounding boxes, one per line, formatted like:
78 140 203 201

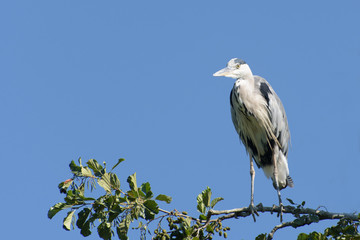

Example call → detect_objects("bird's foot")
277 202 284 222
249 203 259 222
271 204 276 214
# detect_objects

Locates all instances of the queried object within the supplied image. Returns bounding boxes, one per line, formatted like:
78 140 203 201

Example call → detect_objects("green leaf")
77 183 85 197
210 197 224 208
197 187 211 213
63 210 75 231
206 224 214 234
287 198 295 205
307 232 323 240
76 208 91 229
199 214 207 220
78 195 96 201
197 201 205 214
184 217 191 227
111 158 125 171
80 221 91 237
127 173 138 191
58 179 73 194
109 205 123 222
127 189 139 200
104 195 116 208
141 182 153 199
98 222 112 240
80 218 94 237
64 190 75 203
144 200 159 220
133 204 143 220
117 218 130 240
81 167 93 177
93 197 107 213
48 202 72 219
98 173 112 193
117 228 128 240
155 194 172 204
110 173 120 190
197 187 212 214
202 187 211 207
297 233 309 240
69 160 82 175
255 233 267 240
87 159 105 177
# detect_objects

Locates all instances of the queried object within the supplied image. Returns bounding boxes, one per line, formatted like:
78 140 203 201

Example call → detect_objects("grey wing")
254 75 290 156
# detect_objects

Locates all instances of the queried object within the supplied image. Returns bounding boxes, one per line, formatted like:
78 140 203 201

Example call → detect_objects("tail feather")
286 176 294 188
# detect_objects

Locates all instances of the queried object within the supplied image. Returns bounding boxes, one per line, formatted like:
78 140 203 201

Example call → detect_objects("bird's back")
253 75 290 157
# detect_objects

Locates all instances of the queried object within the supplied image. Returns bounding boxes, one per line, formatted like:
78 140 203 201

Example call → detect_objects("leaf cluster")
151 187 228 240
48 158 171 240
298 217 360 240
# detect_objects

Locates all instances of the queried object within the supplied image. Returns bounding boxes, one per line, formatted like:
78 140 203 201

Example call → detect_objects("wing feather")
254 75 290 156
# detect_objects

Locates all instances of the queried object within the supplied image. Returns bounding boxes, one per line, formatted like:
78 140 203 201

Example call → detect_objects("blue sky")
1 1 360 239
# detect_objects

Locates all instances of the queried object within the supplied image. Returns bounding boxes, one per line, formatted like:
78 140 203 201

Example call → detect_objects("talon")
277 203 284 222
249 203 259 222
271 204 276 214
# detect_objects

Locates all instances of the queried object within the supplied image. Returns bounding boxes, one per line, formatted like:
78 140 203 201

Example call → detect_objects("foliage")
48 158 226 240
49 158 360 240
297 218 360 240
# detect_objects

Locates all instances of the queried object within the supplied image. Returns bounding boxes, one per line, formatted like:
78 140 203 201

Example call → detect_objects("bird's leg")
272 154 283 222
249 155 259 222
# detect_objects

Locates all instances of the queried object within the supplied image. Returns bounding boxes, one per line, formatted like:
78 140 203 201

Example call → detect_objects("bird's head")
213 58 253 80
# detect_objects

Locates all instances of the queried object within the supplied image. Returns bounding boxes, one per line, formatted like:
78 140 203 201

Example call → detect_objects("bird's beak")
213 67 230 77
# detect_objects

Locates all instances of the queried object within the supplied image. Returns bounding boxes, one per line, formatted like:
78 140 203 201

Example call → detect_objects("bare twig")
158 208 198 221
266 216 318 240
267 221 294 240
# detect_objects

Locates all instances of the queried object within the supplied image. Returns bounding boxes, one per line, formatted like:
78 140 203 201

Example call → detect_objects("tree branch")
207 203 358 239
209 203 358 221
266 216 316 240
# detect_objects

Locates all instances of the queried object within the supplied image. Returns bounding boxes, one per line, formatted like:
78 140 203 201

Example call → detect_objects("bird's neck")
235 73 256 103
241 64 254 80
237 74 255 89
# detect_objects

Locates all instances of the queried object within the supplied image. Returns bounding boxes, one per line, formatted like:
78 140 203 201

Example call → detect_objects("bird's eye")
236 64 241 69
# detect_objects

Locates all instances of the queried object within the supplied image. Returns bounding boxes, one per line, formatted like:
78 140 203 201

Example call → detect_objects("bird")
213 58 293 222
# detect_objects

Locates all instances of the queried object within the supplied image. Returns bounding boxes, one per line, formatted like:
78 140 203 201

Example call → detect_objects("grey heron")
213 58 293 222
